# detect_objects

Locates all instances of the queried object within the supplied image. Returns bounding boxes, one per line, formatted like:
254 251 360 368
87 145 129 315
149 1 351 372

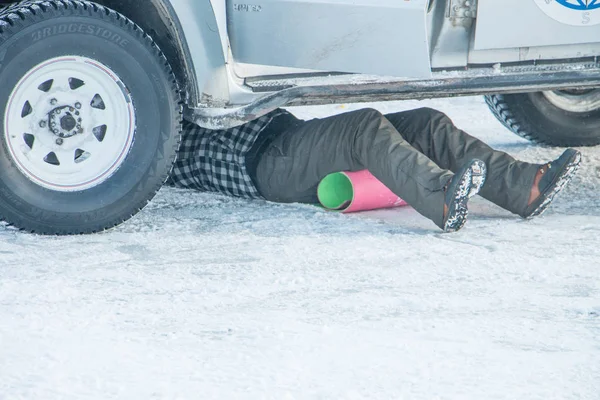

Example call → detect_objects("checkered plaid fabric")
169 110 288 199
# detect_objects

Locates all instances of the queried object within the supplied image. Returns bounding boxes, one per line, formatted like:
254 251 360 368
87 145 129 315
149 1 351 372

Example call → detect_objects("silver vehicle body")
127 0 600 128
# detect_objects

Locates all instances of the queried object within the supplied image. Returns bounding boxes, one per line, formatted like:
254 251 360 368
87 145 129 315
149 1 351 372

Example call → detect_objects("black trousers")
254 108 540 228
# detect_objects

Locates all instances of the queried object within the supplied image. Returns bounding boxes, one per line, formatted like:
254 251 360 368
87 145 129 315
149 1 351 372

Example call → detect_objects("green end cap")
317 172 354 211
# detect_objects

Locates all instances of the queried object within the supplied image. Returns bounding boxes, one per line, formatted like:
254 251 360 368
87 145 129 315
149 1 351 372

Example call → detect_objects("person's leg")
254 108 455 228
384 108 540 216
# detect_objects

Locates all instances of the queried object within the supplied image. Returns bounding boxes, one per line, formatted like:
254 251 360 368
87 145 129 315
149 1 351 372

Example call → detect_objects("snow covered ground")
1 97 599 399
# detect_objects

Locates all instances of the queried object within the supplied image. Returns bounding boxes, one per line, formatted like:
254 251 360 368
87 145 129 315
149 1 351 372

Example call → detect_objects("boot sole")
444 160 487 232
469 161 487 198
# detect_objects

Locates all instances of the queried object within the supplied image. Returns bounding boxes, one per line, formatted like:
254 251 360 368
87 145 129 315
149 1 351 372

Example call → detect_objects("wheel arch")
93 0 226 107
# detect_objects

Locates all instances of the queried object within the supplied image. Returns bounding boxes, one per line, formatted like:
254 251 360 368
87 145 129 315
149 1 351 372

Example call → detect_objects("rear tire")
485 91 600 147
0 0 182 235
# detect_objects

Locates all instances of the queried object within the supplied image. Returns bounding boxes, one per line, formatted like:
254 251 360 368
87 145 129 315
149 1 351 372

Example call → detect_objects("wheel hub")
3 56 136 192
542 89 600 113
47 105 82 138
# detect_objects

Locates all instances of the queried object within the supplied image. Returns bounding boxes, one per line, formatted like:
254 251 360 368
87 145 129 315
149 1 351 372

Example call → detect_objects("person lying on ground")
168 107 582 232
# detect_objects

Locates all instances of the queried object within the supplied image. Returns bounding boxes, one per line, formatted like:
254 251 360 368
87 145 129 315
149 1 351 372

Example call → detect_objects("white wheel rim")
4 56 136 192
542 89 600 113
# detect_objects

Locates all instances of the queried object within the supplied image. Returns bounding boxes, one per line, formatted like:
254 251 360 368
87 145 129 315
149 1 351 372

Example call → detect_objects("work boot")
522 148 582 219
442 159 487 232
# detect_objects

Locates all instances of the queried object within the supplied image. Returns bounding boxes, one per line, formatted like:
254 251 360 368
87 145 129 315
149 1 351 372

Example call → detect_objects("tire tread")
0 0 183 235
484 93 600 147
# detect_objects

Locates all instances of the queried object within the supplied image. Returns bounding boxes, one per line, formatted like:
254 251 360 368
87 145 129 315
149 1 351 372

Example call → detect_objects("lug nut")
75 102 82 109
56 138 64 146
75 111 80 116
39 120 47 128
69 107 75 112
50 98 58 105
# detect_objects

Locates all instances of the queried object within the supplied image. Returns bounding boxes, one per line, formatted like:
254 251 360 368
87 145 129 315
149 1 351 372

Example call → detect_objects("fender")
95 0 227 106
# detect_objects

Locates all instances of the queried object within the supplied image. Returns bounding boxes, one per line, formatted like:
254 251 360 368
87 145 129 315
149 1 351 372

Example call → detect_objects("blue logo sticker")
535 0 600 26
555 0 600 11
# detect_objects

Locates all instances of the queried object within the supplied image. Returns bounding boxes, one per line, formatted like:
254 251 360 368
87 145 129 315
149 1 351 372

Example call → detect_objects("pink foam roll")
317 170 407 213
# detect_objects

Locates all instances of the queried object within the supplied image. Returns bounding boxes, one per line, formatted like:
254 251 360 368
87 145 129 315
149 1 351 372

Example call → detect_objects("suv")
0 0 598 234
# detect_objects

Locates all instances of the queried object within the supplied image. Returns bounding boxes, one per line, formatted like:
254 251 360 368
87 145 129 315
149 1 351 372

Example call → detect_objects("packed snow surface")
1 97 599 399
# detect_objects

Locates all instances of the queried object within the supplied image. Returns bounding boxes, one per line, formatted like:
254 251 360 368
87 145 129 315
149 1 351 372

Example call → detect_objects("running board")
186 62 600 129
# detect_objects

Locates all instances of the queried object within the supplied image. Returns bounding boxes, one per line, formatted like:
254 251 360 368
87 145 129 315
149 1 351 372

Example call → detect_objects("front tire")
485 90 600 147
0 1 182 234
